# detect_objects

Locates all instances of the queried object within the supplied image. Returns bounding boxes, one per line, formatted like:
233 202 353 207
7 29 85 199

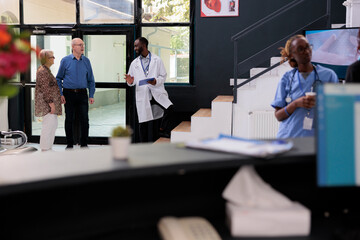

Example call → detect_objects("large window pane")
80 0 134 24
89 88 126 137
0 0 19 24
84 35 127 83
143 27 189 83
24 0 75 24
30 35 72 82
30 35 71 137
30 35 127 137
142 0 189 23
31 88 126 137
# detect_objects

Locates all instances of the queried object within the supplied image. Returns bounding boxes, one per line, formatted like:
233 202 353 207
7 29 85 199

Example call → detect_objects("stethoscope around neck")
285 64 321 104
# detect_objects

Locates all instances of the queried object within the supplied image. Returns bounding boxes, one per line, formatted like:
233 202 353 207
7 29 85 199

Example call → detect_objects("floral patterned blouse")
35 65 62 117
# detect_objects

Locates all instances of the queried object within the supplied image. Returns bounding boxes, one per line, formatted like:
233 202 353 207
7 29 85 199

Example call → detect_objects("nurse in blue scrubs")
271 35 338 138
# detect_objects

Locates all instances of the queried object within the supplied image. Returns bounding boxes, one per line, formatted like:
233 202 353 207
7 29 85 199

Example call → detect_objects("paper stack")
223 166 311 237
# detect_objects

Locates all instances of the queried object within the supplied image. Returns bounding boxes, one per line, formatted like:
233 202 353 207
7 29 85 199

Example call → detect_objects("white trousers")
40 113 58 151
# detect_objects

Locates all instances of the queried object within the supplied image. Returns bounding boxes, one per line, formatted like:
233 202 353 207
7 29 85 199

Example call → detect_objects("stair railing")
232 0 331 104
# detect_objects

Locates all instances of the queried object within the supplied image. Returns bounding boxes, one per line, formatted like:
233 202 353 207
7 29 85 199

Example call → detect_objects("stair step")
154 137 170 144
213 95 233 102
172 121 191 132
270 57 283 66
192 108 211 117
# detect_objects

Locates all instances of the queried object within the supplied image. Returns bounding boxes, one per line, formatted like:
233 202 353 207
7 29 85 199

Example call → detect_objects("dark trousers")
138 101 174 143
63 89 89 146
139 118 161 143
159 104 174 132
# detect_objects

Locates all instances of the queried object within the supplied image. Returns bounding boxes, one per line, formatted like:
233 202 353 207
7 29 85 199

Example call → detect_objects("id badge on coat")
303 116 313 130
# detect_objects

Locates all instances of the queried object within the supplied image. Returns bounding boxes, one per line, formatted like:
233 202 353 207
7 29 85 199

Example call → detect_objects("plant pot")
109 137 131 160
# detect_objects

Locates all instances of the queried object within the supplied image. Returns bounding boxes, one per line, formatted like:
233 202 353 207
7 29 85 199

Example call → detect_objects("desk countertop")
0 137 315 195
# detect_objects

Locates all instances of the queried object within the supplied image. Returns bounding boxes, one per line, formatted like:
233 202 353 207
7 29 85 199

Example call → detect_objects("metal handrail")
234 13 330 89
232 0 331 104
231 0 305 41
235 60 284 89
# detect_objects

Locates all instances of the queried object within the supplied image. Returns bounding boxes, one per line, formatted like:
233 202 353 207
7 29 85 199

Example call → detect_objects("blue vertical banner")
317 84 359 187
317 85 327 186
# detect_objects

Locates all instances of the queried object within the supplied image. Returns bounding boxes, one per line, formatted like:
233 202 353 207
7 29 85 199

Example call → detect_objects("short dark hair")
137 37 148 48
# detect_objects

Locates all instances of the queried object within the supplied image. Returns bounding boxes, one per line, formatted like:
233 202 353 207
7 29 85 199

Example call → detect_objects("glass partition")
30 35 71 137
24 0 76 24
143 27 190 83
80 0 134 24
30 35 72 82
89 88 126 137
30 34 127 138
142 0 190 23
31 88 126 137
0 0 20 24
84 35 127 83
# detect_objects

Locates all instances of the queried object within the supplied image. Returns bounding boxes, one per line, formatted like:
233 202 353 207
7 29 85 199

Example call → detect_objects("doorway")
26 29 134 145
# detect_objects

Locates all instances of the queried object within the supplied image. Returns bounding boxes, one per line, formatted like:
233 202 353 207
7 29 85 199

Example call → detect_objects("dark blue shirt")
56 54 95 98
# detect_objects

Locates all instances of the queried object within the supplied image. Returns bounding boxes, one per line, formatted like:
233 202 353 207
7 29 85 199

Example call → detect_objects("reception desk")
0 137 358 239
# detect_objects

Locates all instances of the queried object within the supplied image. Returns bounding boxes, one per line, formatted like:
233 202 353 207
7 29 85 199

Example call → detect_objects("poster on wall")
201 0 238 17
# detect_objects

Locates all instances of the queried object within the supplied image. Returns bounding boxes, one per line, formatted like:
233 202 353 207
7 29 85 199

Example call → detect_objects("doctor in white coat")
125 37 173 142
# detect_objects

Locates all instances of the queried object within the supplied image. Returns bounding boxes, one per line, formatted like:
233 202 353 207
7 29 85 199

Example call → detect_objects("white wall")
344 0 360 27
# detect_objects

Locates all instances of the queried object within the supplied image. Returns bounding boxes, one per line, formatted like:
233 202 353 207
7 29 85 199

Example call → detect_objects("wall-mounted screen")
305 28 359 79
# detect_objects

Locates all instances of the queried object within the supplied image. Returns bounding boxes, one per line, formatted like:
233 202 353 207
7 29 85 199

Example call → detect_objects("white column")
343 0 360 27
0 97 9 131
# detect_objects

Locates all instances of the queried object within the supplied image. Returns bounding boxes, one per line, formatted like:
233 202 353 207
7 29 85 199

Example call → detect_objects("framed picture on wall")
201 0 238 17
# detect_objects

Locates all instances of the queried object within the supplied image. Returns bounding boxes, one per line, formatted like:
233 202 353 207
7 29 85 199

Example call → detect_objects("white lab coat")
127 53 173 123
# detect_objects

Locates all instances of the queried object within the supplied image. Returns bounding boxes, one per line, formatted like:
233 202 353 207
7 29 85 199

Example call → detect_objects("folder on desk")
186 134 293 158
139 78 155 86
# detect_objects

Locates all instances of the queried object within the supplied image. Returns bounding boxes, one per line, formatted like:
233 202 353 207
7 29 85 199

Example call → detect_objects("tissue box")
226 201 311 237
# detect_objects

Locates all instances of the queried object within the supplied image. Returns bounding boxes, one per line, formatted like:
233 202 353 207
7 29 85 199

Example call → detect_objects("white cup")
305 92 316 97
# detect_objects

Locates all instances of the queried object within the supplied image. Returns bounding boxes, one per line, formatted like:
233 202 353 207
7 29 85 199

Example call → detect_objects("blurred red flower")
0 24 33 97
0 28 12 47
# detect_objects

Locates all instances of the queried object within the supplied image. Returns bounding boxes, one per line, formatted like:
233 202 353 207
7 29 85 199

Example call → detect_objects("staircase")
170 95 233 143
170 57 292 143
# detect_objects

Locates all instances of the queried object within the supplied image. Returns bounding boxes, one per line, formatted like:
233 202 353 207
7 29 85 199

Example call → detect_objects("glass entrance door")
82 34 128 137
28 31 133 144
30 34 71 138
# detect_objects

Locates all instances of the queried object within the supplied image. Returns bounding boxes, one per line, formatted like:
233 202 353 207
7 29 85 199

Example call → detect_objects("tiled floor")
32 102 126 138
2 142 104 154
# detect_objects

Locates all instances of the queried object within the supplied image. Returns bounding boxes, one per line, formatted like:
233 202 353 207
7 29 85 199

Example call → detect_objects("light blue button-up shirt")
56 54 95 98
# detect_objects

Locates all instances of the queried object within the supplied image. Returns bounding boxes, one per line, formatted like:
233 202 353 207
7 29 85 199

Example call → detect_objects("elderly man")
125 37 173 142
56 38 95 149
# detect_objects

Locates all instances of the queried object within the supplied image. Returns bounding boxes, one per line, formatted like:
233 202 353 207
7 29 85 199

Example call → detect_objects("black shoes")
65 145 73 150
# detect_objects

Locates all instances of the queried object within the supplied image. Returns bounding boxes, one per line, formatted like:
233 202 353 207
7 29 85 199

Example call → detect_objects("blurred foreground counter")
0 138 358 239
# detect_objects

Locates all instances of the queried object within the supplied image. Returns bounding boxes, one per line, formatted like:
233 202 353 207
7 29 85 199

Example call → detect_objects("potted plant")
109 125 132 160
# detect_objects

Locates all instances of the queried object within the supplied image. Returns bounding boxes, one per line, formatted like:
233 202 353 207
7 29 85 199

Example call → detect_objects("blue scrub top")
271 65 338 138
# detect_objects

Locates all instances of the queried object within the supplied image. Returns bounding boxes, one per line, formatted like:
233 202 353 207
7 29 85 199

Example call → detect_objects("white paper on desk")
186 134 293 158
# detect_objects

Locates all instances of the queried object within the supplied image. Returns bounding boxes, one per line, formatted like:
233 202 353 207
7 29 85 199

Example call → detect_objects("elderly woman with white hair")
34 49 62 151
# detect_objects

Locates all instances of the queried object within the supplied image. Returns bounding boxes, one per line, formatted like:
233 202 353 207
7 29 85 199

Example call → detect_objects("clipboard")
139 78 155 86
